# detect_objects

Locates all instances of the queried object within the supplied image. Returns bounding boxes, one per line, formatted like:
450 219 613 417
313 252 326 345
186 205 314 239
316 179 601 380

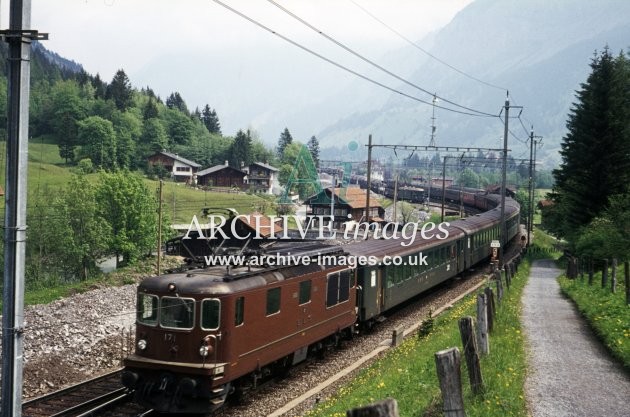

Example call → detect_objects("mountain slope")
313 0 630 166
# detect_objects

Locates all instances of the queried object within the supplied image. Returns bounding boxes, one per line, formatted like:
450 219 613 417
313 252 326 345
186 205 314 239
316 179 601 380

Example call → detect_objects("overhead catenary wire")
348 0 509 94
211 0 498 118
265 0 499 118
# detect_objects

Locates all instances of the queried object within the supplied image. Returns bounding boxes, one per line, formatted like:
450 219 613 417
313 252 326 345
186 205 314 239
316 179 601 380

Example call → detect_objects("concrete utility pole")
157 180 164 275
526 130 543 248
1 1 46 416
365 134 372 222
531 137 542 237
527 129 542 247
499 96 509 269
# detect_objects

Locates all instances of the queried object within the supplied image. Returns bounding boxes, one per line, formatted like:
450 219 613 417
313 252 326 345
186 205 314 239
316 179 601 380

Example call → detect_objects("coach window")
299 280 312 305
266 287 281 316
137 294 158 326
160 296 195 330
201 299 221 330
235 296 244 326
339 270 351 303
386 267 395 288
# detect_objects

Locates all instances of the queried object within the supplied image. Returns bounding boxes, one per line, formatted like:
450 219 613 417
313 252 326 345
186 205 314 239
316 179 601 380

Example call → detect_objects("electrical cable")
266 0 499 118
348 0 509 93
211 0 499 118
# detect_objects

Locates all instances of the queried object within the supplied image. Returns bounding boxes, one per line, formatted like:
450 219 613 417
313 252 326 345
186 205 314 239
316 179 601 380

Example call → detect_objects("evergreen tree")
277 127 293 158
549 48 630 242
165 92 189 114
92 73 106 99
201 104 221 134
143 97 159 120
50 80 87 164
307 135 320 168
57 112 78 163
230 129 253 168
106 69 133 111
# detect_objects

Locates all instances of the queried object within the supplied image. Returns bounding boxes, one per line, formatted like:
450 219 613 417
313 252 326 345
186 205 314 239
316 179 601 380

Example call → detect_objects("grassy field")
0 140 276 223
304 242 562 417
558 267 630 369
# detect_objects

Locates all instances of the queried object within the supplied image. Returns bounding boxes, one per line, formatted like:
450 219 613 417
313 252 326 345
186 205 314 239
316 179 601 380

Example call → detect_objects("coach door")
457 239 465 272
297 279 312 329
376 267 385 313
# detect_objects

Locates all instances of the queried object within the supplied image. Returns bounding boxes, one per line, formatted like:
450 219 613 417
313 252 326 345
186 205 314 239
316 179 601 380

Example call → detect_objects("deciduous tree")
96 171 159 267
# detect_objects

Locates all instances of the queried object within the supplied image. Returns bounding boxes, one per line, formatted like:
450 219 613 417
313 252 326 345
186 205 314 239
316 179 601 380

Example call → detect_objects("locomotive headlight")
199 345 209 357
137 339 147 351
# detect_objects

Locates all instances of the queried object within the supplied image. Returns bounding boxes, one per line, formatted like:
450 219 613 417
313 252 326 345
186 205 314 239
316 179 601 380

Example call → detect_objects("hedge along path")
522 259 630 417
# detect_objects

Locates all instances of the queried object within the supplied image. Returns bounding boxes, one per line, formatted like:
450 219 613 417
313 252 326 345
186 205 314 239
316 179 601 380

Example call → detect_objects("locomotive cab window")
201 298 221 330
299 280 312 305
160 296 195 330
266 287 281 316
137 294 158 326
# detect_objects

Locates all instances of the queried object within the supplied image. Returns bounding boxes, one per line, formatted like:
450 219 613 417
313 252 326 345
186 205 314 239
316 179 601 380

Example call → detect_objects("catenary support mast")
1 2 46 416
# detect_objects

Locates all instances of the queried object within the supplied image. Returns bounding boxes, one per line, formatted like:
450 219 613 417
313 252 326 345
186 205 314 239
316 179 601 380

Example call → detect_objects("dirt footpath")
522 259 630 417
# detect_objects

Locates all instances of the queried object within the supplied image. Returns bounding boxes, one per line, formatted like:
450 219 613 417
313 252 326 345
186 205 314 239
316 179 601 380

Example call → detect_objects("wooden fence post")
494 271 503 304
567 257 577 279
458 317 484 395
602 259 608 289
588 259 594 286
484 287 495 333
347 398 399 417
625 261 629 306
476 293 489 355
435 347 467 417
611 258 617 293
504 266 511 290
391 326 404 347
580 258 585 280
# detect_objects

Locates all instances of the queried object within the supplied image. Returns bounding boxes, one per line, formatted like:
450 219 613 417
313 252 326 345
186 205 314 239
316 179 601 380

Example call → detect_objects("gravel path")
522 259 630 417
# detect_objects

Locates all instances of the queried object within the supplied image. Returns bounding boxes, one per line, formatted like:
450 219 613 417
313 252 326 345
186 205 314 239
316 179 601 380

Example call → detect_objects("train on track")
121 190 520 413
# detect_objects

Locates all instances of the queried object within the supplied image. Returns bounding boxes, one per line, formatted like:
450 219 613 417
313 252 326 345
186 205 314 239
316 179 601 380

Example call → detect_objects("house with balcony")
304 186 384 230
147 151 201 182
243 162 279 194
196 162 247 188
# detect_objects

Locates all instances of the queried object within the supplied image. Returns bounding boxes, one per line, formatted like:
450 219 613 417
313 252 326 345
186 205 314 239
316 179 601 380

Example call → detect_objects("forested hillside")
0 41 274 172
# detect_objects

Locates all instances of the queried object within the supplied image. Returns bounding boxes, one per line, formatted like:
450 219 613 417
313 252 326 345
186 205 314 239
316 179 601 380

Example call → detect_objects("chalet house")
197 162 247 188
147 151 201 182
243 162 279 194
304 187 384 230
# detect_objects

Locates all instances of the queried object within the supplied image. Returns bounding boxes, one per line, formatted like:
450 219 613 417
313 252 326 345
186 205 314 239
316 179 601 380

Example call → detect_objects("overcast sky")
1 0 473 139
10 1 470 84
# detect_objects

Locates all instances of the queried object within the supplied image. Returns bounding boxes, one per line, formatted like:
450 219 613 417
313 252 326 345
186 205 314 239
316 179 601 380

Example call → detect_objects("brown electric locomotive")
122 246 356 413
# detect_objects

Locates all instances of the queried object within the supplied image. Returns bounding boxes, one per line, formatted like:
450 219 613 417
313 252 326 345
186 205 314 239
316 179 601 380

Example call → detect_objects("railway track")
22 370 154 417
